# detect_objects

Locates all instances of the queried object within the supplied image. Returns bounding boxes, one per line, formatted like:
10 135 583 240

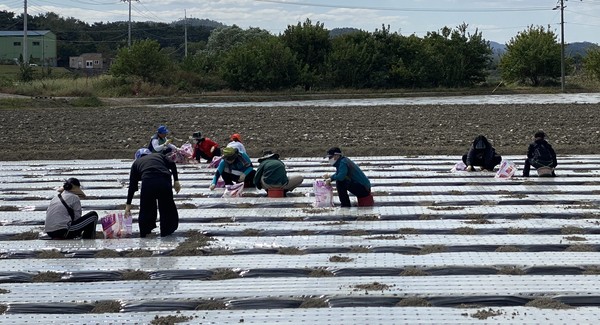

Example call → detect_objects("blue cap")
157 125 169 134
135 148 151 160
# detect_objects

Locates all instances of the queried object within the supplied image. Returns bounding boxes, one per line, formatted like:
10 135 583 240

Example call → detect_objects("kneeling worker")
254 150 303 196
323 147 373 207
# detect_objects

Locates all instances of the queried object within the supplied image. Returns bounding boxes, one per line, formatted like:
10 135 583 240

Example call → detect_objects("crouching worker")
523 130 557 177
149 125 178 154
254 150 303 196
45 178 98 239
210 147 255 190
462 135 502 171
192 131 221 163
323 147 373 207
125 148 181 238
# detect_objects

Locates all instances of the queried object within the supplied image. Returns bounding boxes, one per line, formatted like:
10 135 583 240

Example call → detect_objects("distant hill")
487 40 598 58
329 27 363 38
171 18 227 29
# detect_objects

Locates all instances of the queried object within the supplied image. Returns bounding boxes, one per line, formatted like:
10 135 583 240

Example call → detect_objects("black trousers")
336 180 371 207
47 211 98 239
139 176 178 237
196 147 222 163
523 159 556 177
222 170 256 188
462 154 502 171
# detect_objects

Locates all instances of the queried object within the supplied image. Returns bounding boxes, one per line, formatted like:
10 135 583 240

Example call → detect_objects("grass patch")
70 96 103 107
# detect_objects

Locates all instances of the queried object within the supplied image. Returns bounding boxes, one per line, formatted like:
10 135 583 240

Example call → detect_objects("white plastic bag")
313 180 334 207
451 161 467 172
100 213 133 239
223 182 244 198
495 160 517 178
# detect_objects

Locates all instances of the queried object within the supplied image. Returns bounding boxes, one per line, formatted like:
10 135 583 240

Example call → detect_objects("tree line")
3 10 600 91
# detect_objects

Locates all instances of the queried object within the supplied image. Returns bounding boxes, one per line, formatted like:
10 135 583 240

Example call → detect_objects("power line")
252 0 551 13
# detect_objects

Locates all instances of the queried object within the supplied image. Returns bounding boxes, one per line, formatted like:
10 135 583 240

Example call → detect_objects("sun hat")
157 125 169 134
222 146 238 159
258 150 280 162
135 148 152 160
230 133 242 141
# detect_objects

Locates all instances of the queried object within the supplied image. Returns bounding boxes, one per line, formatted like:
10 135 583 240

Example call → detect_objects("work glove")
322 173 331 180
325 179 332 186
209 183 215 191
210 146 215 153
164 139 172 145
173 181 181 194
125 204 132 215
466 165 474 172
238 173 246 182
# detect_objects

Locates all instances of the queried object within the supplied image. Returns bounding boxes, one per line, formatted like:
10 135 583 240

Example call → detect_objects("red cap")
230 133 242 141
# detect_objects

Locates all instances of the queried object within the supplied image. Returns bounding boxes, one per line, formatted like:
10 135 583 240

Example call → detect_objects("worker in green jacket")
254 150 303 196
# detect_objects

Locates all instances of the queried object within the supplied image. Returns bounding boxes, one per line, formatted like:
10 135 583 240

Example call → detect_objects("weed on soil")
91 300 122 313
400 268 429 276
308 268 334 277
195 299 227 310
565 245 596 252
32 271 62 282
150 315 194 325
277 247 304 255
564 236 587 241
354 282 392 292
36 249 65 259
349 246 371 253
209 268 239 280
583 266 600 275
470 308 504 319
366 235 405 240
170 231 214 256
561 226 585 235
416 245 447 255
10 231 39 240
397 297 432 307
94 249 121 258
299 297 328 308
525 298 572 309
329 255 354 263
497 266 526 275
121 269 150 280
124 249 153 257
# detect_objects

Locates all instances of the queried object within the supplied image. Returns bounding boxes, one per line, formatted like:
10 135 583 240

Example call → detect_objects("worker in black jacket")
125 148 181 237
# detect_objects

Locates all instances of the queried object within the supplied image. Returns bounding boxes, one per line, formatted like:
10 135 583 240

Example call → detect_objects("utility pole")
559 0 565 92
122 0 139 47
184 10 188 57
23 0 28 64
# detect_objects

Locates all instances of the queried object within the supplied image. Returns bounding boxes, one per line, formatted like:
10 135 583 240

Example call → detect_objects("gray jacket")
45 190 82 232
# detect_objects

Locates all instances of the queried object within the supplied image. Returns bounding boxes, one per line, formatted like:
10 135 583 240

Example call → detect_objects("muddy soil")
2 101 599 160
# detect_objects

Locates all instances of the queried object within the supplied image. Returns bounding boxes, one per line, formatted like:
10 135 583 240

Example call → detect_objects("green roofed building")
0 30 57 66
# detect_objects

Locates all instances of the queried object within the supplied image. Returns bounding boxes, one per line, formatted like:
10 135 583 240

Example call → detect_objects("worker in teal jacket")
324 147 371 207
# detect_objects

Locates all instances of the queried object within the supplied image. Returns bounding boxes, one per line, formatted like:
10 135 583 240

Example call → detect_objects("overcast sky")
3 0 600 44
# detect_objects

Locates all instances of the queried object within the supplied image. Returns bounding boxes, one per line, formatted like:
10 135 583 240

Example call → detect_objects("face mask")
328 158 336 165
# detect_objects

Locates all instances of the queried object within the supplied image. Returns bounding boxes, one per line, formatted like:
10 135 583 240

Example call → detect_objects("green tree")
583 46 600 82
281 18 331 89
206 25 272 54
220 37 300 90
499 25 561 86
110 39 170 83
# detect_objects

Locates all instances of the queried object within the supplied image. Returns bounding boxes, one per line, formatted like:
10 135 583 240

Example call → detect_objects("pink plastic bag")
209 156 222 168
223 183 244 198
313 180 334 207
451 161 467 172
495 160 517 178
168 143 196 164
100 213 133 239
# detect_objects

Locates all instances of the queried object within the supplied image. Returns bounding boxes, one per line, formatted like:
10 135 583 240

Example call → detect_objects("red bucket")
357 193 374 207
267 188 285 198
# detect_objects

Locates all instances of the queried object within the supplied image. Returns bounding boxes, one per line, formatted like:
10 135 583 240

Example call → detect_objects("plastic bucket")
267 188 285 198
357 193 375 207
